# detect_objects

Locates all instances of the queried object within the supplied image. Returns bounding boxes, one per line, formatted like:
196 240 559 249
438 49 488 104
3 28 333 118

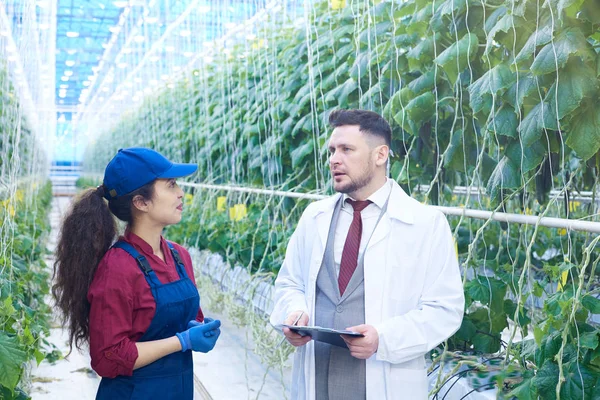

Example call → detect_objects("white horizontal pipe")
179 182 600 234
434 206 600 234
179 182 325 200
415 184 599 202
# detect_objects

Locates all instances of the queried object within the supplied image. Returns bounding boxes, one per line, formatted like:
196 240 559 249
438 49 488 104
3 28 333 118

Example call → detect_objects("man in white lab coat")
270 109 464 399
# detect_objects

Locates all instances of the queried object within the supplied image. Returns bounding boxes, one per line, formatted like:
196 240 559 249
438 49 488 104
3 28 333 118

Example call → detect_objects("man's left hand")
342 324 379 359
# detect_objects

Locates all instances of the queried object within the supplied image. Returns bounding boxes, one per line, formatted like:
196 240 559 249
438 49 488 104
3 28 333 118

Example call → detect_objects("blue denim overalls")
95 241 200 400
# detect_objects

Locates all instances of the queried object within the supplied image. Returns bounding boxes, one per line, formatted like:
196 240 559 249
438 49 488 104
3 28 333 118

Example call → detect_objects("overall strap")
112 241 162 287
166 241 190 280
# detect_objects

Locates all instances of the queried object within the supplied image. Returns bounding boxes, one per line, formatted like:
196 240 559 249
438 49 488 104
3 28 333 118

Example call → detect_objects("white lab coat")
270 179 464 399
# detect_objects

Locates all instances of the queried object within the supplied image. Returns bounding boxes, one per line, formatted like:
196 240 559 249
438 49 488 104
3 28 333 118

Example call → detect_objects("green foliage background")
0 63 53 399
84 0 600 397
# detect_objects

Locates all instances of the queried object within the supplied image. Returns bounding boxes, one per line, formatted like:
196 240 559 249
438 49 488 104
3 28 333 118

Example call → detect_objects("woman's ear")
132 195 149 212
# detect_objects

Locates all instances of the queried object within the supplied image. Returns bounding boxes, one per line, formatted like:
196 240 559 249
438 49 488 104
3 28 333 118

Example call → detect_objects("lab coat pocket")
387 366 428 400
387 257 421 305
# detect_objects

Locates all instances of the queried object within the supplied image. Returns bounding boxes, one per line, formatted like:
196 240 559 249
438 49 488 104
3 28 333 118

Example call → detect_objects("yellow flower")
557 228 567 236
251 39 266 50
229 204 247 221
184 193 193 206
217 196 227 212
557 270 569 292
331 0 346 9
15 190 24 202
525 208 532 215
7 204 15 217
569 201 581 213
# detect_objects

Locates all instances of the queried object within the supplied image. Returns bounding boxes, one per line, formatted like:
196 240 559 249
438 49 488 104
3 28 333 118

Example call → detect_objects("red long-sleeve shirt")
87 231 203 378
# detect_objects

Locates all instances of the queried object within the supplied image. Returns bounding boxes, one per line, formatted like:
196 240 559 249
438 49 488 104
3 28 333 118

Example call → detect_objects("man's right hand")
282 311 311 347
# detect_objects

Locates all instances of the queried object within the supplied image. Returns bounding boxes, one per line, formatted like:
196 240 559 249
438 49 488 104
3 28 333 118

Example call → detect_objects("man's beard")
334 162 374 194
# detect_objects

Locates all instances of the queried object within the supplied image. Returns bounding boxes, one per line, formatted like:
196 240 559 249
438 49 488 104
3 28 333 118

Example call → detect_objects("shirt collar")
343 179 391 210
124 230 168 257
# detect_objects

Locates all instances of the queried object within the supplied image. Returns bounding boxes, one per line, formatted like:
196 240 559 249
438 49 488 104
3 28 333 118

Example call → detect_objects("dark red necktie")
338 199 371 296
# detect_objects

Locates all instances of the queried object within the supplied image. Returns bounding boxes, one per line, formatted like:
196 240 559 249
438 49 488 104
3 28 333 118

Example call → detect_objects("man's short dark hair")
328 109 391 147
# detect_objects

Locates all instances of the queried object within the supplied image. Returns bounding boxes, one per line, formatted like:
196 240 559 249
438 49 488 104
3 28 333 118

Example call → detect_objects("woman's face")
144 178 185 227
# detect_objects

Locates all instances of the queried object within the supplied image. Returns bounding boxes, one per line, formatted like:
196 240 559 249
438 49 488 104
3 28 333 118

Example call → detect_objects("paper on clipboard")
275 324 364 348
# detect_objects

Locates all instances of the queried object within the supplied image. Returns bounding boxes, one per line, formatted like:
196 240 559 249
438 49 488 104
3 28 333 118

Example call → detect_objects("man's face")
327 125 377 195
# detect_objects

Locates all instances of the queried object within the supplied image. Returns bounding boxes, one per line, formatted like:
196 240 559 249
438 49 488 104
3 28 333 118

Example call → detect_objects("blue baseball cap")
102 147 198 200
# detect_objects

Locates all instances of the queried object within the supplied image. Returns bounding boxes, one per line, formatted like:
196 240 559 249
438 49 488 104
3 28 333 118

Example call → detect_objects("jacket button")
336 305 343 313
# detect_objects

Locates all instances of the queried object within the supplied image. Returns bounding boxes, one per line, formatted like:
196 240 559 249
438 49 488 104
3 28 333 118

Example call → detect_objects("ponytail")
52 181 156 354
52 185 116 354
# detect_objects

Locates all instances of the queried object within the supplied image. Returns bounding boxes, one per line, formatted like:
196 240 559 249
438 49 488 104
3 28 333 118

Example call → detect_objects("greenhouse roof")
56 0 122 106
55 0 270 108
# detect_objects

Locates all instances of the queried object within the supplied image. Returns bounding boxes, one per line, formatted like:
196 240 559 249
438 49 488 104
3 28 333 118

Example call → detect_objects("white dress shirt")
333 179 392 277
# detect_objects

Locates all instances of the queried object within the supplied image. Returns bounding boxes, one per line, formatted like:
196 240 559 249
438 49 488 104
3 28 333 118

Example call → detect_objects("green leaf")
455 318 477 341
533 281 545 297
434 33 478 86
487 107 518 138
545 59 598 120
547 0 586 17
581 295 600 314
472 332 502 353
34 349 45 365
485 14 513 55
396 92 435 135
383 87 414 121
1 297 15 317
518 102 554 147
505 139 546 173
290 140 314 168
338 78 358 107
562 362 597 399
592 378 600 400
515 25 554 63
507 377 535 400
534 325 545 345
469 64 515 114
444 129 466 172
503 299 532 328
566 106 600 160
486 156 520 202
0 332 26 391
394 33 419 47
358 21 393 45
406 34 438 71
533 361 558 400
530 28 594 76
407 4 433 36
430 0 469 31
407 69 437 95
578 332 599 350
505 73 538 109
465 276 507 312
350 52 370 80
484 6 506 34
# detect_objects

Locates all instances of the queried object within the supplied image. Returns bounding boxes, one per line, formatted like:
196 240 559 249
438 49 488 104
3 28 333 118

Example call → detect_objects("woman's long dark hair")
52 182 154 354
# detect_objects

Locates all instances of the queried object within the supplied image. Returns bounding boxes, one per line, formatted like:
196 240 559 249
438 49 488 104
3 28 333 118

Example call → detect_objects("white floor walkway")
30 196 292 400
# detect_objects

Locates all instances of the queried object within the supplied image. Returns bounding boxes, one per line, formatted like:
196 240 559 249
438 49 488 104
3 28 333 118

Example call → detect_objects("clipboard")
277 325 364 348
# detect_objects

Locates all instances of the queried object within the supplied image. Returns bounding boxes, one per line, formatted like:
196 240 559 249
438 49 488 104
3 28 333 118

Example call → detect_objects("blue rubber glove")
176 319 221 352
187 318 217 336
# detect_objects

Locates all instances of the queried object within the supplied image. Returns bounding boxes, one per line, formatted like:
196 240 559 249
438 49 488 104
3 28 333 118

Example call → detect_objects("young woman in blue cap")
52 148 221 399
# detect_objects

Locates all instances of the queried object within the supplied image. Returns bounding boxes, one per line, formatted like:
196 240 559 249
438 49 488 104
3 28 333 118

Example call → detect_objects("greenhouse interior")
1 0 600 399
